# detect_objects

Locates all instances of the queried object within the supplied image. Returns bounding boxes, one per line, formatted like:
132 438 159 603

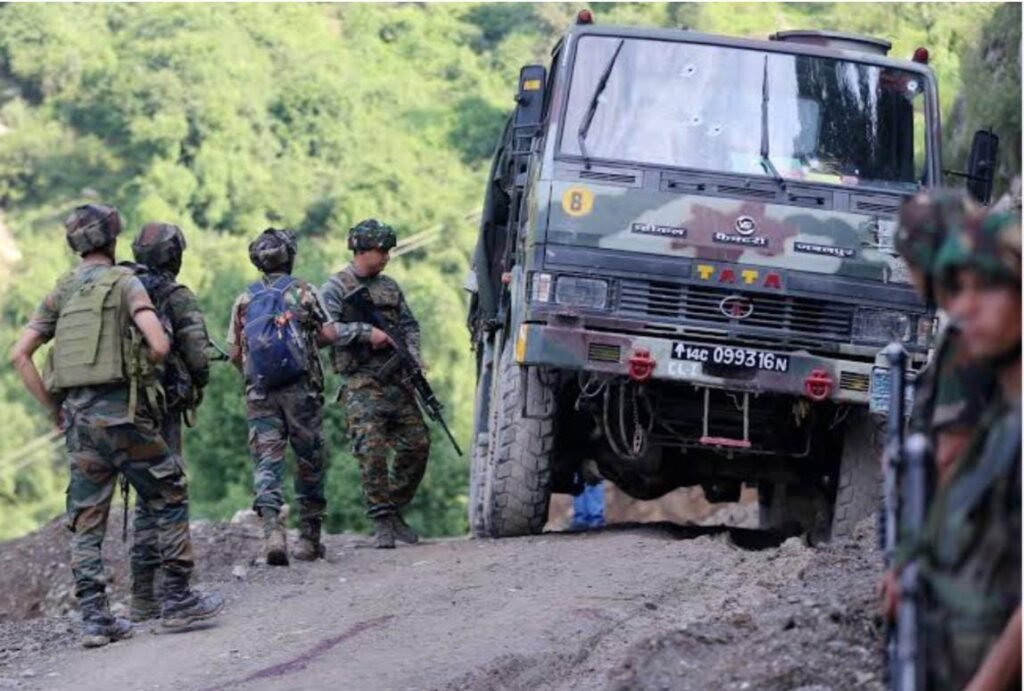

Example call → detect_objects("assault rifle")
881 343 907 688
893 433 928 691
343 284 463 456
207 339 231 363
882 342 907 563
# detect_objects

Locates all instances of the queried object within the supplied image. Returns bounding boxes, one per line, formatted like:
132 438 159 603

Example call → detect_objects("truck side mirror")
966 129 999 204
510 65 547 156
514 65 547 127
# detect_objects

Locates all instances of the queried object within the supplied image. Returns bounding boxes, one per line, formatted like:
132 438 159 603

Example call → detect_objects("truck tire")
758 482 829 542
482 343 555 537
830 407 883 540
469 339 498 538
469 432 490 537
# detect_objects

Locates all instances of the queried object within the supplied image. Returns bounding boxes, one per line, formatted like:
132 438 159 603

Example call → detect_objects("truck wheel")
758 482 829 542
469 432 490 537
469 340 498 538
830 407 883 540
482 342 555 537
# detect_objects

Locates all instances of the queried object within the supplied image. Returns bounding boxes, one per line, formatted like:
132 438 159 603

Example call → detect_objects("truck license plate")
671 342 790 373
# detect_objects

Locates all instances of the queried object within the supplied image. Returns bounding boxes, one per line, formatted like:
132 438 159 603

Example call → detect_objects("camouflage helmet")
348 219 397 252
935 210 1022 286
895 190 981 275
132 222 187 275
248 227 297 272
64 204 122 255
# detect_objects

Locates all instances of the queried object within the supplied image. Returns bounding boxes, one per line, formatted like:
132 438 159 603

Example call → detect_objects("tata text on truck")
466 13 996 540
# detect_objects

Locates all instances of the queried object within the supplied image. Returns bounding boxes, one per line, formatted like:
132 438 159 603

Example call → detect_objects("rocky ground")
0 503 884 691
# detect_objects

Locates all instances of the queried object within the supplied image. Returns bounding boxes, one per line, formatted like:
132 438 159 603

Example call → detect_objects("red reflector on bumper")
804 369 834 401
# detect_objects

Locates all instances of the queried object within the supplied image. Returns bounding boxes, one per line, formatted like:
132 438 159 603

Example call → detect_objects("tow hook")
804 369 833 401
627 348 656 382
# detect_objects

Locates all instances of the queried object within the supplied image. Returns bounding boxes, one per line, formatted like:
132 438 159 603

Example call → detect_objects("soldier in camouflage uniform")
321 219 431 549
907 210 1021 690
228 228 335 565
882 191 998 626
127 222 211 622
9 204 223 647
895 191 997 483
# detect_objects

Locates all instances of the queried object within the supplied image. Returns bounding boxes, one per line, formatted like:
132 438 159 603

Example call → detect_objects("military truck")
466 14 998 541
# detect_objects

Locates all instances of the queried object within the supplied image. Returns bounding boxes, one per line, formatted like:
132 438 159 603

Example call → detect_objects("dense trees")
0 3 1015 540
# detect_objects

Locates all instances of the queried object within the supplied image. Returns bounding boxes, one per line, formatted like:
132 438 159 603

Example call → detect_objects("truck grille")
588 342 622 363
618 279 854 344
840 371 871 393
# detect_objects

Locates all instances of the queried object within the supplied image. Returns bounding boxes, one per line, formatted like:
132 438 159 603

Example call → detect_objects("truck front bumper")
513 323 889 405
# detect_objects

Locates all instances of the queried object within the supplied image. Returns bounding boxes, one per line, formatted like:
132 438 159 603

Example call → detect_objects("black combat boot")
80 596 134 648
294 518 325 561
373 516 396 549
161 590 225 630
129 568 161 623
391 513 419 544
263 508 289 566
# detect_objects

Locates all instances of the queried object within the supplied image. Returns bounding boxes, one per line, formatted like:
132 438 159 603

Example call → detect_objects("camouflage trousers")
923 607 1010 690
65 415 194 610
131 412 184 583
343 378 430 518
246 382 327 531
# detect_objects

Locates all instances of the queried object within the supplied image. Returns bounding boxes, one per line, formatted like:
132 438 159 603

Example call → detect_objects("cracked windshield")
563 36 929 190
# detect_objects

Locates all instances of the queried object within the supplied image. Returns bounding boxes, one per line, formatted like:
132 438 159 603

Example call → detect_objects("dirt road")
0 510 884 691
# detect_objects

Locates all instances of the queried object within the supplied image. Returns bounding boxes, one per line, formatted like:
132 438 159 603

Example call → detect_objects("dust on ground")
605 517 885 691
0 503 885 691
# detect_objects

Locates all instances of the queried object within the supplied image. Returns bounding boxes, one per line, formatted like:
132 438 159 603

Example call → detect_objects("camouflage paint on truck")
544 181 911 284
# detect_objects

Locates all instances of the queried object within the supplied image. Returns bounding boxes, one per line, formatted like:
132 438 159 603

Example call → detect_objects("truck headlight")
530 272 553 303
853 307 911 344
555 276 609 310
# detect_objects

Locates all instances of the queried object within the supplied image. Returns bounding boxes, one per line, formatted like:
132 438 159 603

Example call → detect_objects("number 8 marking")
562 186 594 217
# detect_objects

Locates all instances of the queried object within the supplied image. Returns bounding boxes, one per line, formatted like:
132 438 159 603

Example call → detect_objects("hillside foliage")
0 3 1015 540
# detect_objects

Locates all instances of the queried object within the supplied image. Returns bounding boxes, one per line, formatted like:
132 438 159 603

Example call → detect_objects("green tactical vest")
48 266 134 389
43 265 162 419
327 267 401 377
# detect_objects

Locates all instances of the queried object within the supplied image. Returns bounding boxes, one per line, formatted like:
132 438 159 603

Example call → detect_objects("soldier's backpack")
48 266 134 389
133 264 195 414
45 265 159 419
242 275 308 390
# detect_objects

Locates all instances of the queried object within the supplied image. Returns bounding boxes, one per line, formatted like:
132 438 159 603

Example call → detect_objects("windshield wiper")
759 55 785 190
578 39 625 170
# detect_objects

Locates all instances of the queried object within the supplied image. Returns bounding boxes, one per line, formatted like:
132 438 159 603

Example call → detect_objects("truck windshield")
561 36 930 191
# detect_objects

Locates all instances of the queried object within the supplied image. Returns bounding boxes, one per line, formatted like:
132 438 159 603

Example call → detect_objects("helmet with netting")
895 190 981 275
935 210 1022 287
64 204 123 255
248 228 297 272
132 222 187 276
348 219 397 252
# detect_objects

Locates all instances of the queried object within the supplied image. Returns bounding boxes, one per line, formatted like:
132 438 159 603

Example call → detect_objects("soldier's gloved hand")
879 568 901 622
369 327 394 350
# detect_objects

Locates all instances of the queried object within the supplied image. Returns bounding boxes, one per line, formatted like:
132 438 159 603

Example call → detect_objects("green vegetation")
0 3 1016 540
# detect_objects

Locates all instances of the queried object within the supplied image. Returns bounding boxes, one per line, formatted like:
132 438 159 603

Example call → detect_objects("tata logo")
720 295 754 320
735 216 757 236
696 264 783 289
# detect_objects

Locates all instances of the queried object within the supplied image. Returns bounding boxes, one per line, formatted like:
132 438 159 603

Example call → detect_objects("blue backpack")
243 276 308 390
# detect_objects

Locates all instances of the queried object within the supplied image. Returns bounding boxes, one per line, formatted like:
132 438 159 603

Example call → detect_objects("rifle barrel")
346 286 463 456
